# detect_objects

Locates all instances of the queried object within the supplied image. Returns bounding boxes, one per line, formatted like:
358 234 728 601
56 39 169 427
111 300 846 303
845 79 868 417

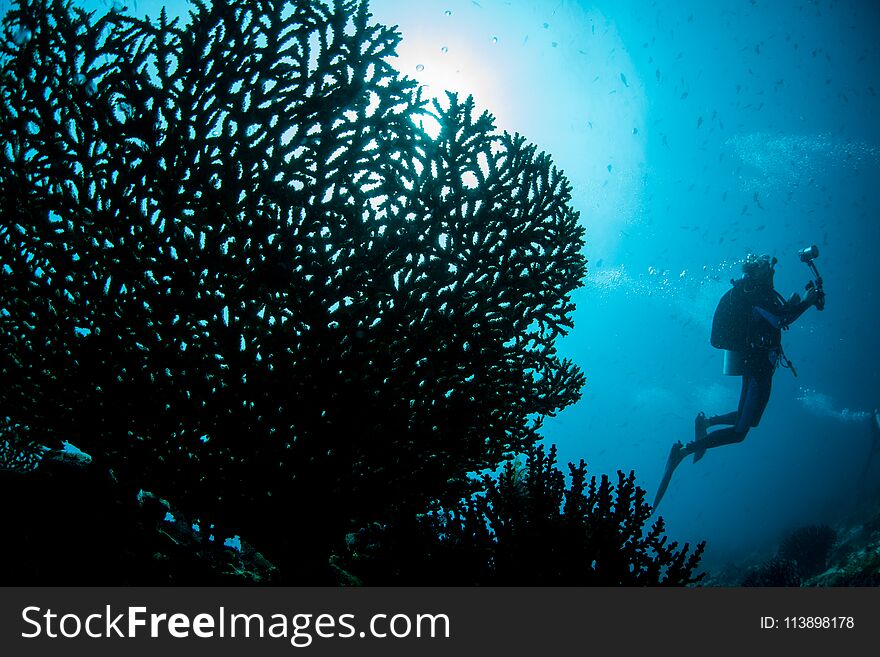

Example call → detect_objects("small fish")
620 72 629 87
607 164 613 172
656 68 661 81
697 116 703 128
662 134 669 148
680 91 689 100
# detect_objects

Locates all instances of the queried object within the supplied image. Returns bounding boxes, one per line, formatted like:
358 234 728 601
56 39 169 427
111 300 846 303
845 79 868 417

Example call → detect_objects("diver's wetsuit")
653 260 821 508
689 353 775 452
684 285 812 455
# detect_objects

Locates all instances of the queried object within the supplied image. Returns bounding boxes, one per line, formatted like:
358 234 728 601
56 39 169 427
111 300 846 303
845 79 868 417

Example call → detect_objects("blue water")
33 0 879 572
366 0 880 570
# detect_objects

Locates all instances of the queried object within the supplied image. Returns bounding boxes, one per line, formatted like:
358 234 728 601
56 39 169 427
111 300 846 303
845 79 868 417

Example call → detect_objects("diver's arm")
776 292 816 326
753 289 818 329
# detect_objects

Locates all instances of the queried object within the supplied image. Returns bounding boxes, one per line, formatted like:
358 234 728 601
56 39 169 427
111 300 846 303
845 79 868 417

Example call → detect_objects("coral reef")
777 524 837 580
0 459 277 585
0 0 586 581
343 444 706 585
706 514 879 587
740 557 802 587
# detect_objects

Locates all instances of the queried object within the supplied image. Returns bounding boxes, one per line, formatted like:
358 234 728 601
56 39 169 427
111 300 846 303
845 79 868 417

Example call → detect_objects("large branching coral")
0 0 586 579
345 445 706 585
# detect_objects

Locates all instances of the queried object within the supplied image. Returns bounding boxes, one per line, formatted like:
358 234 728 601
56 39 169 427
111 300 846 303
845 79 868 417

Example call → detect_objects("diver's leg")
692 377 749 461
707 411 739 426
684 426 749 455
689 375 755 462
695 410 737 443
742 367 773 430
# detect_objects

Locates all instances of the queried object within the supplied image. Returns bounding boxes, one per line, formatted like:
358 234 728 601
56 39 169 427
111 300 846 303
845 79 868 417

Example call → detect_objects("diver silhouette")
653 253 824 508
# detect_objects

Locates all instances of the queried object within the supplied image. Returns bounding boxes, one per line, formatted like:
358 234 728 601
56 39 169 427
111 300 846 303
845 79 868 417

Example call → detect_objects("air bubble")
444 10 452 16
416 64 424 72
441 46 448 54
491 36 498 44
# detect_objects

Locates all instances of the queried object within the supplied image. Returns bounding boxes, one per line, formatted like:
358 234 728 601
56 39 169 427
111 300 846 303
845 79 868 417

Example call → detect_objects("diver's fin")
692 447 707 463
653 441 685 509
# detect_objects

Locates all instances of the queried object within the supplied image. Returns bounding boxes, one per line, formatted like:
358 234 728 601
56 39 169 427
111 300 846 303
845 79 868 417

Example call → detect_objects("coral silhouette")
344 444 706 585
740 556 801 587
778 524 837 580
1 0 586 581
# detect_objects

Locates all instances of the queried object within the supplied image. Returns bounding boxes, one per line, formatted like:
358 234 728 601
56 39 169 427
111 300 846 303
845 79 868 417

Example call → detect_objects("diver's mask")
743 253 777 285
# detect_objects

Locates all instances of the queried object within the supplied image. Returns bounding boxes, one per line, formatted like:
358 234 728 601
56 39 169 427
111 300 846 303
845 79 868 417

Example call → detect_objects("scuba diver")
653 250 825 508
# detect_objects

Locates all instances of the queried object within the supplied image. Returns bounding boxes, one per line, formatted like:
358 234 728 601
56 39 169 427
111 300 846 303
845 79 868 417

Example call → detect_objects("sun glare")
391 31 506 140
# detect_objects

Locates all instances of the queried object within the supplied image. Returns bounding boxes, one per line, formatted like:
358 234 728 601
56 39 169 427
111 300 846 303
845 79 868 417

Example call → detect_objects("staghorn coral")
344 444 706 585
778 524 837 580
0 0 586 581
0 416 50 473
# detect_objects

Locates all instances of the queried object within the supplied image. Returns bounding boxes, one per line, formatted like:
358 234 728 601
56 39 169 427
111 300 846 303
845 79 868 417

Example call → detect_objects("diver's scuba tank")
722 350 745 376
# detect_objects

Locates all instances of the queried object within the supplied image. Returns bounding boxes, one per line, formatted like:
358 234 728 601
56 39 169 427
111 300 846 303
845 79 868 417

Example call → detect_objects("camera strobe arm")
804 260 825 311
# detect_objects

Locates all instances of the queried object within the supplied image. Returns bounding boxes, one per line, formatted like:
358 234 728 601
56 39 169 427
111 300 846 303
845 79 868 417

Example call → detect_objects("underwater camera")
798 245 825 311
798 244 820 262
